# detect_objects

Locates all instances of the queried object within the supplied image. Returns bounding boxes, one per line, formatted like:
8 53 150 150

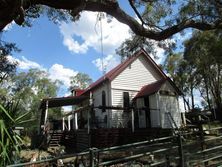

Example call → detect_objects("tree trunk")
190 81 195 110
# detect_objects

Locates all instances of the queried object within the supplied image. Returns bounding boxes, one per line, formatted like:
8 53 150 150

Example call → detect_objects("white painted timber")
159 95 181 128
111 88 137 128
111 55 162 90
149 94 161 127
92 82 111 128
158 81 181 128
136 98 146 128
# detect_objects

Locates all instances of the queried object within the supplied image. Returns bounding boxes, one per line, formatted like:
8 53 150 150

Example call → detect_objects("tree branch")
1 0 222 41
128 0 146 26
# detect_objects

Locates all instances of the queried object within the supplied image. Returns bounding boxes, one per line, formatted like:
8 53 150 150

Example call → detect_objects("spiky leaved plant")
0 104 30 166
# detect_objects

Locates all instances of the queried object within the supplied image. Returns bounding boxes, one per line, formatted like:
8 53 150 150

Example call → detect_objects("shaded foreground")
7 123 222 167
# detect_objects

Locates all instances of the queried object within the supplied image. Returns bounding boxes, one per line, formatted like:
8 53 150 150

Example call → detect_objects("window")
102 91 106 112
123 92 130 110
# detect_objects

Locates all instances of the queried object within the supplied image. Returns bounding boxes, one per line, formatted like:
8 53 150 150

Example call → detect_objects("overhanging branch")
1 0 222 40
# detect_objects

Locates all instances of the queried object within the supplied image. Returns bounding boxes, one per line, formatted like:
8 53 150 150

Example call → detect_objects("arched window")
102 91 106 112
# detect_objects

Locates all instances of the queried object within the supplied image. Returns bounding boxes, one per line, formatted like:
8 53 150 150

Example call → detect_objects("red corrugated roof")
134 77 182 98
40 49 181 109
74 89 85 96
80 49 167 96
134 79 166 98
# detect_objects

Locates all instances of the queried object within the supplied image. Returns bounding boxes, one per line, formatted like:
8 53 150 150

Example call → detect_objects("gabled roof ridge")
107 50 143 80
80 49 168 95
80 50 144 95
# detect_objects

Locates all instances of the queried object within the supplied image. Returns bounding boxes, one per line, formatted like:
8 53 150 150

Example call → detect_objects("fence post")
199 123 207 166
177 134 184 167
165 154 170 167
90 148 95 167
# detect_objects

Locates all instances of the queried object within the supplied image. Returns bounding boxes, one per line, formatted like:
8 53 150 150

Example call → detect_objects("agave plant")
0 104 30 166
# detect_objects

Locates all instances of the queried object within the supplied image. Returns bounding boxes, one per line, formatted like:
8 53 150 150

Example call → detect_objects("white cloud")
63 37 88 54
48 64 78 88
7 56 43 70
7 56 78 93
92 54 120 73
59 12 131 55
3 22 14 31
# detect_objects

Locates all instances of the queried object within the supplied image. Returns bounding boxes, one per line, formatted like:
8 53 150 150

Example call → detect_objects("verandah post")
89 148 95 167
131 108 134 132
44 100 49 126
88 91 93 134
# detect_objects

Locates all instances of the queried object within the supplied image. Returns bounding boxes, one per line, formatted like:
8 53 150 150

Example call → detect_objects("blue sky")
2 2 192 97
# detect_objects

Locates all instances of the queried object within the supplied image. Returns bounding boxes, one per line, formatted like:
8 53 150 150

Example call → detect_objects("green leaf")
0 105 14 122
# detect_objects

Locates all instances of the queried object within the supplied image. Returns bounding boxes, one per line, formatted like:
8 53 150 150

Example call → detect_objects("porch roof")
134 77 182 99
39 96 88 109
134 79 166 98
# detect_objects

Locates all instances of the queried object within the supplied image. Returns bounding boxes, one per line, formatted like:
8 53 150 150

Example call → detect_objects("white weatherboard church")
70 49 182 130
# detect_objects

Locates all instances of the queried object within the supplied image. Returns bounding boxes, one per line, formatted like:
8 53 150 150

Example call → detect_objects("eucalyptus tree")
1 0 222 41
70 72 92 90
163 53 194 110
0 41 18 83
183 30 222 111
0 68 61 132
163 31 222 111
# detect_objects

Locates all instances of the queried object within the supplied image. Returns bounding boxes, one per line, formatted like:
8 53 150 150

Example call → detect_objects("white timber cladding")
111 89 138 106
110 54 162 128
92 82 111 128
87 53 182 129
136 98 146 128
111 55 162 90
111 88 138 128
159 82 181 128
160 81 177 94
159 95 181 128
149 94 161 127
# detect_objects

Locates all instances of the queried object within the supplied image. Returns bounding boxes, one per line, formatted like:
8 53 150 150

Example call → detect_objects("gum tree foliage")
70 72 92 90
0 0 222 41
164 30 222 111
163 52 195 111
0 68 62 131
183 30 222 111
0 41 18 83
